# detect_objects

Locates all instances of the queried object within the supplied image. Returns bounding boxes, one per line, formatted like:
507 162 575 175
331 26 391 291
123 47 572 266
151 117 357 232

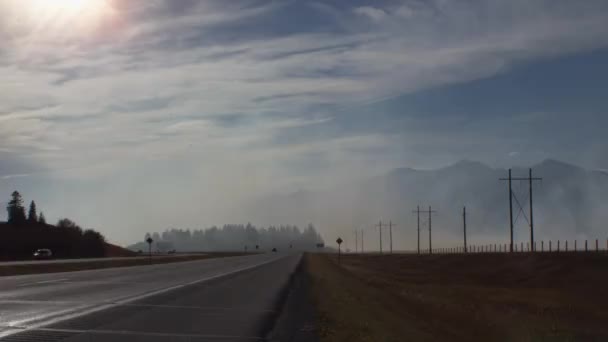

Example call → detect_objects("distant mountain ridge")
244 159 608 249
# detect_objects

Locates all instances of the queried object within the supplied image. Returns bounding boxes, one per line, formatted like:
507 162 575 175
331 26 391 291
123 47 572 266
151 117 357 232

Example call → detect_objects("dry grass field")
306 252 608 341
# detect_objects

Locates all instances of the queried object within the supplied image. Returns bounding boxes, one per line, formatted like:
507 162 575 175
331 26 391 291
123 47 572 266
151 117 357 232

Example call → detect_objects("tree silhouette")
28 201 38 223
6 191 26 224
57 218 80 230
2 191 107 259
38 212 47 224
129 223 325 252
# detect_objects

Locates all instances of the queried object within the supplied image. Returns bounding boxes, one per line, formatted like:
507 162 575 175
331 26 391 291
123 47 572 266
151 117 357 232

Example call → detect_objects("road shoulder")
266 255 319 342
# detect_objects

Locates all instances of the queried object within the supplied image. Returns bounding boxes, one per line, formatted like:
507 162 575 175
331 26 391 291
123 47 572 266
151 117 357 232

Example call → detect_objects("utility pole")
428 206 433 254
375 221 383 254
529 168 542 251
463 206 468 253
361 229 364 253
413 206 437 254
500 168 542 252
500 169 515 252
414 206 421 254
388 221 396 254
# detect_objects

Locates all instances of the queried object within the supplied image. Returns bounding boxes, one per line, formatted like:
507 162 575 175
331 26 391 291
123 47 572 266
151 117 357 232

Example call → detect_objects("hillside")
104 242 137 257
0 221 107 260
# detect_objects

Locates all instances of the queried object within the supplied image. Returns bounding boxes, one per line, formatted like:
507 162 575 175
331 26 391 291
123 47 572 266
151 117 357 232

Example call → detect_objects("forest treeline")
1 191 106 259
129 223 324 252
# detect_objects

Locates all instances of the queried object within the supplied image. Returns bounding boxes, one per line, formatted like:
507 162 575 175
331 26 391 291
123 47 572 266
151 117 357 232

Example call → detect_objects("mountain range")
244 159 608 250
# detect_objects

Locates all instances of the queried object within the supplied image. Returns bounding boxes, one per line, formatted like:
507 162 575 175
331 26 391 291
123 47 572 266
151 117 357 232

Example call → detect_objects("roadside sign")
145 235 154 262
336 237 343 263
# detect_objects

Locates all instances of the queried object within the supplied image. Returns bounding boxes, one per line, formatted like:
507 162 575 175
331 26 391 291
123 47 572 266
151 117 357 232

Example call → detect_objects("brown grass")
306 252 608 342
0 252 250 276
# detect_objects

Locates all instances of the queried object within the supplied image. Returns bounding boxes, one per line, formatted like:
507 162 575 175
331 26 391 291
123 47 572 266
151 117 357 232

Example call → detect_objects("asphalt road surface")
0 255 201 266
0 252 301 341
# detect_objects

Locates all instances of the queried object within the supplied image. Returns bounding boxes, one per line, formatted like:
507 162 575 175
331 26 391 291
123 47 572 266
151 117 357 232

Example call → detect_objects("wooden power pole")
463 206 468 253
500 168 542 252
413 206 421 254
388 221 396 254
375 221 383 254
413 206 436 254
360 229 364 253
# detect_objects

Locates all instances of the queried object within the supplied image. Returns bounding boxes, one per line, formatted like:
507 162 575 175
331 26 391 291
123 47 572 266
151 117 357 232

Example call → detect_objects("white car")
33 249 53 260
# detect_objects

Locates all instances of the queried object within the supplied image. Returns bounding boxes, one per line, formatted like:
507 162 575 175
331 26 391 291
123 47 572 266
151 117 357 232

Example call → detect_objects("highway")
0 256 156 266
0 254 207 266
0 252 301 341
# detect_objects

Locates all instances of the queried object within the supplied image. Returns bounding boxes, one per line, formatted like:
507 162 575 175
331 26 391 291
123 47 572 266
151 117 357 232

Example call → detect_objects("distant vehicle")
33 249 52 260
272 248 277 252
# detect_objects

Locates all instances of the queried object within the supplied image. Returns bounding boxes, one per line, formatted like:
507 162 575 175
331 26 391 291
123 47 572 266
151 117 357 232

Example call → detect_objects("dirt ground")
306 252 608 342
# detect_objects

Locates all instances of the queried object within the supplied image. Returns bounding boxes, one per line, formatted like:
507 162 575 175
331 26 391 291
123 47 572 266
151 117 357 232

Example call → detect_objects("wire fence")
410 238 608 255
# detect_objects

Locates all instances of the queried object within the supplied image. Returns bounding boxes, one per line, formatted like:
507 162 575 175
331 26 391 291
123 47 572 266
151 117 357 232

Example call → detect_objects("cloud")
1 1 606 172
353 6 387 21
0 0 607 242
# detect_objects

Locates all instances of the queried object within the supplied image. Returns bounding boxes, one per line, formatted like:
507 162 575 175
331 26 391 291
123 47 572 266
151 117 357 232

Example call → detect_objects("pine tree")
38 212 47 225
28 200 38 223
6 191 26 224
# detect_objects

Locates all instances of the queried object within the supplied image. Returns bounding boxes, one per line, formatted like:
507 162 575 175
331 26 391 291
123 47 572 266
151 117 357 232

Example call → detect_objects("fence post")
534 241 537 252
585 240 588 252
549 240 552 252
527 242 530 252
596 239 599 252
565 240 568 252
521 242 523 252
541 241 544 252
575 240 577 252
558 240 560 252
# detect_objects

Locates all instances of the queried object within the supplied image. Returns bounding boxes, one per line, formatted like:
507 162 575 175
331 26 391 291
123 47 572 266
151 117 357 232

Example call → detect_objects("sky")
1 0 607 244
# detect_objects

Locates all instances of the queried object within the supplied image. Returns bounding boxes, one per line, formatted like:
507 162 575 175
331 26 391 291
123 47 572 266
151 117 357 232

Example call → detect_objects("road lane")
0 254 202 266
0 252 297 340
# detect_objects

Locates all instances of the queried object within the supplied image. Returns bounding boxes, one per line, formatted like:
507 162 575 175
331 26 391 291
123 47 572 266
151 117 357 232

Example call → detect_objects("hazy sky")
1 0 607 244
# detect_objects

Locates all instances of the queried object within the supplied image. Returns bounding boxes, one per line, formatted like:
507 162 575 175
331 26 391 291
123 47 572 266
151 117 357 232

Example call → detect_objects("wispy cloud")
1 0 607 241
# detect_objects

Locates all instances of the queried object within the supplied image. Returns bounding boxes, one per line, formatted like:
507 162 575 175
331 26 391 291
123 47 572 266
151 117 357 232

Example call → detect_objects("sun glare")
23 0 113 35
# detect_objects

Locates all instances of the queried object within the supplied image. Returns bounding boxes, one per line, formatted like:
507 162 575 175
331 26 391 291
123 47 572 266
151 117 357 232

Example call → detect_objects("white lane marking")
0 300 277 313
1 255 288 337
16 278 69 287
31 327 265 340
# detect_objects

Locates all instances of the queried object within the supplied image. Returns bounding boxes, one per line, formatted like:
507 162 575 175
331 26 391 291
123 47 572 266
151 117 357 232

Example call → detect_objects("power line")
500 168 542 252
361 229 364 253
388 221 396 254
413 206 437 255
463 206 467 253
413 206 420 254
375 221 383 254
